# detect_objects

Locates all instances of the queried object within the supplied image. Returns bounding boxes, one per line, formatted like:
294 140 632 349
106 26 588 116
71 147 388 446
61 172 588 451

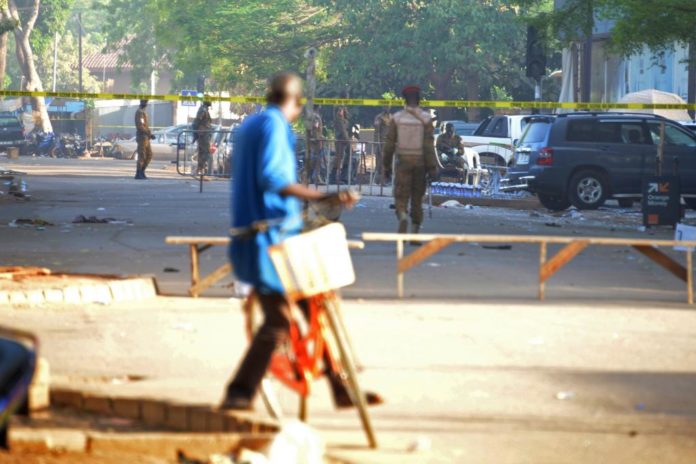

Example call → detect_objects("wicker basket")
268 223 356 299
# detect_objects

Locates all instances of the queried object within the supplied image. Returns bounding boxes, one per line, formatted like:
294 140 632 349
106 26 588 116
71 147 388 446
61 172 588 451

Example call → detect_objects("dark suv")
507 112 696 211
0 112 25 155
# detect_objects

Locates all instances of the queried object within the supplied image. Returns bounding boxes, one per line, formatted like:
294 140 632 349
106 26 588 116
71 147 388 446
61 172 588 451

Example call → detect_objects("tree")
314 0 531 120
2 0 52 132
520 0 696 53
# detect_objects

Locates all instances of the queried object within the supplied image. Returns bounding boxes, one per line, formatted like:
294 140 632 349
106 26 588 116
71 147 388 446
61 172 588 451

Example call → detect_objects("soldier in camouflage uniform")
334 107 350 184
193 101 213 174
383 86 437 236
308 108 325 184
135 100 154 180
436 122 465 169
373 107 392 184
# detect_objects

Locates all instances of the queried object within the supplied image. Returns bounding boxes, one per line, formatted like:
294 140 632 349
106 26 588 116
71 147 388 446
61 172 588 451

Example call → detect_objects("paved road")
1 297 696 463
2 158 696 463
1 158 694 304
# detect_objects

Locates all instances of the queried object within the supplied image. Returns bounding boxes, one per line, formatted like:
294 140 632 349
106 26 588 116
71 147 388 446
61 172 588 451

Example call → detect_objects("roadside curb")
50 387 280 435
0 275 158 307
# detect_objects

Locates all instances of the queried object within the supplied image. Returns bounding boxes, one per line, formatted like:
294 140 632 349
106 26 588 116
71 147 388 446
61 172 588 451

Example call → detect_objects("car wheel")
684 197 696 210
569 170 608 210
537 193 571 211
617 198 635 208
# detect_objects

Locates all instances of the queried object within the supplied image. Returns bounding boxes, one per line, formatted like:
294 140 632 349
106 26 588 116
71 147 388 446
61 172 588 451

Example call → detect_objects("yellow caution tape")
1 90 694 111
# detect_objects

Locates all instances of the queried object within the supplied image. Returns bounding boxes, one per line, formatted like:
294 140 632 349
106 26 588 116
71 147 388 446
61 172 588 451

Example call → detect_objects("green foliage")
521 0 696 54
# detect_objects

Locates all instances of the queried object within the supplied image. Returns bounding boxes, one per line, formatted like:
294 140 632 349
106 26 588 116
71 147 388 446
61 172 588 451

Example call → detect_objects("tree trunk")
6 0 52 132
465 74 481 122
0 33 7 90
431 72 453 121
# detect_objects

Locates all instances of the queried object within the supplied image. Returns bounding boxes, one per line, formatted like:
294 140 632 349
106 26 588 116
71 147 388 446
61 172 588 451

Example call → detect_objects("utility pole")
580 1 593 103
304 47 317 187
78 12 83 94
688 39 695 120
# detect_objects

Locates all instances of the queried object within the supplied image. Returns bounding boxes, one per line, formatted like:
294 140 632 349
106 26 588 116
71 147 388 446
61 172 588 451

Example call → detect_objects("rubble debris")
9 218 54 227
0 266 51 281
544 222 562 228
440 200 463 208
72 215 132 225
482 245 512 251
163 267 180 273
407 435 433 453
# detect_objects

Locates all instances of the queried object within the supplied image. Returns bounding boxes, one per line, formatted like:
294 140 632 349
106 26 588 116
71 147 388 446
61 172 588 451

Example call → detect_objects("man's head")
204 101 212 108
445 123 454 135
401 85 421 107
139 99 148 109
266 71 304 122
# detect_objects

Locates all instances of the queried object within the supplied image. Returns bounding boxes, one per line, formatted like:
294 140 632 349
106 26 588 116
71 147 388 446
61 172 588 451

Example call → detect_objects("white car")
460 115 530 167
115 124 221 162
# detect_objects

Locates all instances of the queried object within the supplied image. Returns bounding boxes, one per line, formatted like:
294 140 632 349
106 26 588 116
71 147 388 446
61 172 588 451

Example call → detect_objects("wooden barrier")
165 236 365 298
362 233 696 304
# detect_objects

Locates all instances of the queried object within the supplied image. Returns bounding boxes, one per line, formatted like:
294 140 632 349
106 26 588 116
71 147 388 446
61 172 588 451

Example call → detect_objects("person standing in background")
334 107 350 184
134 100 154 180
193 101 213 174
382 86 438 237
373 106 392 185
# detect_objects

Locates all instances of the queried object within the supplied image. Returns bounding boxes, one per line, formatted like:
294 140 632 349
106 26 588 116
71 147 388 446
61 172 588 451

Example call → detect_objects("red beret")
401 85 421 97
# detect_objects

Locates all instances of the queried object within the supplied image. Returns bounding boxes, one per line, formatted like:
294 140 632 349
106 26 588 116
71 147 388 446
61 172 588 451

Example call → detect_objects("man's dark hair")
445 123 454 131
139 99 148 108
266 71 302 105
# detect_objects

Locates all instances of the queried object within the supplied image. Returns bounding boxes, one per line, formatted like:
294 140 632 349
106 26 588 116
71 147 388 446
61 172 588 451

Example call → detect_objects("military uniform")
436 132 465 168
308 111 325 184
135 107 153 179
334 110 350 183
373 110 392 181
383 106 437 234
193 104 213 173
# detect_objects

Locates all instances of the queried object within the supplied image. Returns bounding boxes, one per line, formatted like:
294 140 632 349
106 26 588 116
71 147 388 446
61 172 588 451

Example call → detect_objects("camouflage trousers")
197 134 212 173
136 136 153 170
394 156 427 225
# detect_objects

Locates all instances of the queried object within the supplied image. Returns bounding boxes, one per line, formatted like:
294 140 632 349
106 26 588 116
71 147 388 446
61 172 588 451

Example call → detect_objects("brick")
50 389 84 409
27 384 50 412
33 358 50 384
206 411 225 432
165 404 190 431
141 400 167 427
62 286 81 304
189 408 210 432
8 428 87 454
42 288 64 304
83 395 113 415
9 291 28 306
25 289 45 306
112 398 142 420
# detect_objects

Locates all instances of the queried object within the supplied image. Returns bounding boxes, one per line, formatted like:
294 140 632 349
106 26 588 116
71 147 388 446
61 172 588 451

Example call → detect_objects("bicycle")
233 194 378 449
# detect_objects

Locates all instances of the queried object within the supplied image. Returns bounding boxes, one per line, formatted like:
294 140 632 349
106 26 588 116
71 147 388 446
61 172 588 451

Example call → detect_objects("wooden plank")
189 245 200 297
687 250 693 305
166 236 230 245
632 245 687 282
362 232 696 248
188 263 233 297
538 242 547 301
540 240 589 283
166 236 364 249
397 238 456 274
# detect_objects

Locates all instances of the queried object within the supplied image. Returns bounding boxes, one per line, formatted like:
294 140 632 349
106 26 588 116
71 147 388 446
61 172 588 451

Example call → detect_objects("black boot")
134 167 142 179
141 168 148 180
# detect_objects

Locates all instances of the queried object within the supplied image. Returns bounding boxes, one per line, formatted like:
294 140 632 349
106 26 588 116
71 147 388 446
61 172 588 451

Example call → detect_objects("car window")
519 121 550 144
0 116 19 127
648 123 696 147
473 118 491 136
566 120 595 142
486 117 507 137
616 123 648 144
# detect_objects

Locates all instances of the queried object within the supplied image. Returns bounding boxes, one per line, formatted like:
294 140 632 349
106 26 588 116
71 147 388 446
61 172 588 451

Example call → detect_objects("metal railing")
176 129 234 179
